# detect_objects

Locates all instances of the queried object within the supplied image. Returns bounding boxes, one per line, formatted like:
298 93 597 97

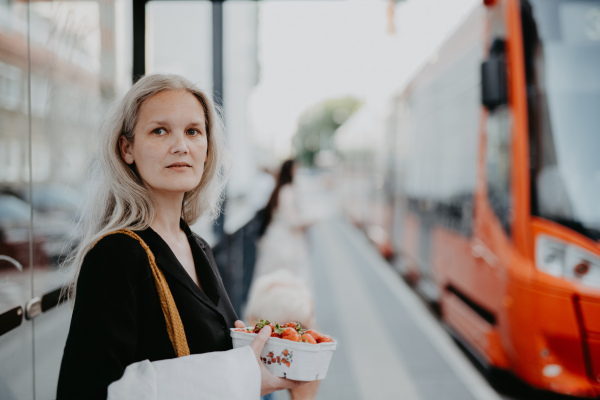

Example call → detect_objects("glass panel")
486 107 512 233
0 0 34 398
223 1 259 206
526 0 600 239
146 1 213 88
146 0 215 240
27 0 132 397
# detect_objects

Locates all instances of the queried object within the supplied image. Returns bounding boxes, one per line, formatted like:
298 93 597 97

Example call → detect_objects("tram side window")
486 106 512 234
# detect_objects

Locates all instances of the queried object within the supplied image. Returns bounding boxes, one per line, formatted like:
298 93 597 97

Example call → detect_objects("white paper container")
230 329 337 381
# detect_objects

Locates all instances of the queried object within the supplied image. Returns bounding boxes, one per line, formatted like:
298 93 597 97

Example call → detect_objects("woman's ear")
119 135 135 165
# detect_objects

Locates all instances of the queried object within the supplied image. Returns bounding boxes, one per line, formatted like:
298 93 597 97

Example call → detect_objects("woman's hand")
251 326 306 396
234 320 306 396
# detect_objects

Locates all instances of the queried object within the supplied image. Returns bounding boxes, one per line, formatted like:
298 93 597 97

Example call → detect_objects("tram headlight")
535 235 600 288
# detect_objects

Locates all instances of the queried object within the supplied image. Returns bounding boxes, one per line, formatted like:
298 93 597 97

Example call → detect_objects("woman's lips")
167 163 192 170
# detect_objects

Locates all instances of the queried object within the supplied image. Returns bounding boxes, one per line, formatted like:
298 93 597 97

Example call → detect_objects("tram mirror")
481 56 508 111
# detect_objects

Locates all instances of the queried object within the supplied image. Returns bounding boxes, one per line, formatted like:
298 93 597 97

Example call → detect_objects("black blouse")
57 220 238 400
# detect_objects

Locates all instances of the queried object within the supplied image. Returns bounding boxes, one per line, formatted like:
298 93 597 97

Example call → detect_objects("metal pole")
132 0 147 82
212 0 226 239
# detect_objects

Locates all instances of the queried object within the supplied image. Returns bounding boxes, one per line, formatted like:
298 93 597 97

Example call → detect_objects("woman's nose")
170 131 189 154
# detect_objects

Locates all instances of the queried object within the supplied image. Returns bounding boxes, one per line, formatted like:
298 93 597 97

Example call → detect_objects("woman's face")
119 89 208 197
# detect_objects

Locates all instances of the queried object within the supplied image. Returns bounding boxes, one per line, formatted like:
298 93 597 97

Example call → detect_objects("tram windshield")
525 0 600 240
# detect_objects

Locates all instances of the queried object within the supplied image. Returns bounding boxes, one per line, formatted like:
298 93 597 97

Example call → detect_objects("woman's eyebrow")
148 120 170 126
146 120 205 128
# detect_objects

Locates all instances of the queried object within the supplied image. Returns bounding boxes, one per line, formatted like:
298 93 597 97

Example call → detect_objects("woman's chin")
150 181 201 196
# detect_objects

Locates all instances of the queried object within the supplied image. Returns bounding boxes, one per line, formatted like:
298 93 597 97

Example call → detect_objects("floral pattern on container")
261 349 293 368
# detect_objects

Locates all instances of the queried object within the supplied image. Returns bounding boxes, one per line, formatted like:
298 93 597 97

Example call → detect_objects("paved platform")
272 174 503 400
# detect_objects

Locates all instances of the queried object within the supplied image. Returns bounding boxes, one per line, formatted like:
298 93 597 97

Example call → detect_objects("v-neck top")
144 219 220 305
57 220 238 400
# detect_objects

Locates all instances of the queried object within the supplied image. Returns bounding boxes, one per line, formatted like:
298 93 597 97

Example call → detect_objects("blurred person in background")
249 163 277 213
254 159 313 285
56 74 303 400
247 159 319 400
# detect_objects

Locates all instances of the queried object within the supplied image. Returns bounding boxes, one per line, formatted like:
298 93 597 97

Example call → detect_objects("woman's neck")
150 191 185 239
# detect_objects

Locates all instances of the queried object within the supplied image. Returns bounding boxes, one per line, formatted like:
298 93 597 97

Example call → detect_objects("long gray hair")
62 74 230 301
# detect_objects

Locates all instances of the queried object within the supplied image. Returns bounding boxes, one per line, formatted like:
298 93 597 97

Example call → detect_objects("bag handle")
94 229 190 357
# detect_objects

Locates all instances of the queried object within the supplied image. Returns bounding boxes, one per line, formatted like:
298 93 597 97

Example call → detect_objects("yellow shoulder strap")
94 229 190 357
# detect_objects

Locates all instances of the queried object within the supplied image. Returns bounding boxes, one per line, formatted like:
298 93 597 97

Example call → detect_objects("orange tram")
337 0 600 397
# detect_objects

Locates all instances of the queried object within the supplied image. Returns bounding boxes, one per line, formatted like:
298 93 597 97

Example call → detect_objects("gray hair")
62 74 230 301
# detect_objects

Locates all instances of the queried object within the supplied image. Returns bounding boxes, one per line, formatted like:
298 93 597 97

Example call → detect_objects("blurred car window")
0 195 30 223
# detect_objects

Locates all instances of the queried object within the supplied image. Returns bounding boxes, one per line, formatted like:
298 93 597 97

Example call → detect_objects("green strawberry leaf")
273 322 285 335
255 319 270 331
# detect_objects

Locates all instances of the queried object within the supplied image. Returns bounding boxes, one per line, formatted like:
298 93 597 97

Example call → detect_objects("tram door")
468 7 512 330
471 103 512 323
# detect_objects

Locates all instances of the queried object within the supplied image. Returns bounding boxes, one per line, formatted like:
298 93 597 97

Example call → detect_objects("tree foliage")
292 97 362 166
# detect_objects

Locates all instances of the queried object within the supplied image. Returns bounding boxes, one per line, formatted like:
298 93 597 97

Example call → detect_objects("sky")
249 0 480 157
147 0 480 159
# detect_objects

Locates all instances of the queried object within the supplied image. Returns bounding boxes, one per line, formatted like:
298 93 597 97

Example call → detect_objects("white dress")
253 185 312 287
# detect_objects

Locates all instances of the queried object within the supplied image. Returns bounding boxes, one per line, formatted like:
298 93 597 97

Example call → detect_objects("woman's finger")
234 320 246 329
250 326 271 359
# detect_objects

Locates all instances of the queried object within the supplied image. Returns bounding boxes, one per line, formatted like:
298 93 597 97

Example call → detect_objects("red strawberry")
281 327 300 342
317 335 334 343
305 329 323 341
299 334 317 344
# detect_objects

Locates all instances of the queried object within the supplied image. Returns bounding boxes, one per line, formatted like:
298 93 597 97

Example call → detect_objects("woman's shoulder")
89 231 147 254
82 232 150 277
75 232 153 309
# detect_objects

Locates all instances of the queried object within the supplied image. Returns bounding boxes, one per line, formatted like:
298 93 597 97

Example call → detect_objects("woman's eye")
153 128 167 135
187 129 200 136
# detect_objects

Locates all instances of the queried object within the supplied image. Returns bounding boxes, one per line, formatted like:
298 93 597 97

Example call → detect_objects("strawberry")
281 327 296 336
299 334 317 344
305 329 323 341
281 327 300 342
317 335 334 343
283 322 304 334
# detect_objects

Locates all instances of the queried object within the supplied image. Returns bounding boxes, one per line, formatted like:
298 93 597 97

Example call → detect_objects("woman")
248 160 320 400
57 74 302 399
254 159 313 285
